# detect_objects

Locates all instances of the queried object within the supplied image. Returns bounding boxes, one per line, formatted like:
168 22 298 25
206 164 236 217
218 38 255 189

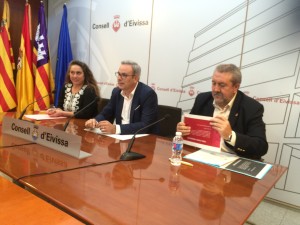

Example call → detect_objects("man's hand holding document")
182 114 238 167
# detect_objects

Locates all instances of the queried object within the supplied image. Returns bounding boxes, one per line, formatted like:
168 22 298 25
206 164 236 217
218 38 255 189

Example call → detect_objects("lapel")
228 91 242 128
130 83 141 122
116 92 124 123
206 98 215 116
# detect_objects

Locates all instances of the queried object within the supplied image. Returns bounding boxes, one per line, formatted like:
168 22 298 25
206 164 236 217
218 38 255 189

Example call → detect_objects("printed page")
183 114 221 152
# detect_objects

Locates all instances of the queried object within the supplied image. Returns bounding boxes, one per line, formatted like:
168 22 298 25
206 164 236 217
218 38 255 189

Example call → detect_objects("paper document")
183 114 221 152
84 128 149 140
184 149 238 167
24 114 66 120
184 149 272 179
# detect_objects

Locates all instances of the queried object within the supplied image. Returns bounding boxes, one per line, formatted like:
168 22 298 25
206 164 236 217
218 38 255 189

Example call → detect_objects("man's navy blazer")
190 90 268 159
95 82 158 134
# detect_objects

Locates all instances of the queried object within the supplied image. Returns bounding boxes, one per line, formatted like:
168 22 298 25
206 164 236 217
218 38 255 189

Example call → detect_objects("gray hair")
121 60 141 77
215 64 242 85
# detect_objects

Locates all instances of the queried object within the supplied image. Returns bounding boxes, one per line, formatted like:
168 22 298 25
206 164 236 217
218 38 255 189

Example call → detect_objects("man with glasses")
85 60 158 134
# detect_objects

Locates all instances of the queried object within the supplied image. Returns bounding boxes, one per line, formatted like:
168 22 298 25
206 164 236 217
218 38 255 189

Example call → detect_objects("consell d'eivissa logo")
92 15 149 32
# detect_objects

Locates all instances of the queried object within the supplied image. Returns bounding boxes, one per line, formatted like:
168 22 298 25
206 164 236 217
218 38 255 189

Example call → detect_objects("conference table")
0 176 83 224
0 113 287 225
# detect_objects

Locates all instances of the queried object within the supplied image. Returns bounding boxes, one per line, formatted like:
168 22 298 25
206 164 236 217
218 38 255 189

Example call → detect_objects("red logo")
112 15 121 32
150 83 156 91
188 86 195 96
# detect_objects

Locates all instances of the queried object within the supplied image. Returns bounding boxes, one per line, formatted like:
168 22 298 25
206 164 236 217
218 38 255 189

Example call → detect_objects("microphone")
120 114 170 161
63 96 100 131
18 90 56 120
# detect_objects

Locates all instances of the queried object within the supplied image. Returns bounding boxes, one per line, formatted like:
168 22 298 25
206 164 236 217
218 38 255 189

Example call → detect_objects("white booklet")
184 149 239 167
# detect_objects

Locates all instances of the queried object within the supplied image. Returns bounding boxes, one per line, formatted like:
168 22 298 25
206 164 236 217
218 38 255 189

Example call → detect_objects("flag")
16 2 34 112
33 1 55 110
54 4 73 106
0 0 17 112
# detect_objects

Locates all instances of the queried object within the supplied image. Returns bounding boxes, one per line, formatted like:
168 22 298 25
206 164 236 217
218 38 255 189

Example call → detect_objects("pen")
134 105 140 110
180 161 194 167
168 158 193 167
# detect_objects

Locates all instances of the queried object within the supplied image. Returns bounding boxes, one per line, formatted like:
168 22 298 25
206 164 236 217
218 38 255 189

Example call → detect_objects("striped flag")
0 0 17 112
16 2 34 112
54 4 73 106
33 1 55 110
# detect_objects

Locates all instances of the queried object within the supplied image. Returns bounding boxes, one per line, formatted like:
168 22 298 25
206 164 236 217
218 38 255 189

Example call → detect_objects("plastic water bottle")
170 132 183 166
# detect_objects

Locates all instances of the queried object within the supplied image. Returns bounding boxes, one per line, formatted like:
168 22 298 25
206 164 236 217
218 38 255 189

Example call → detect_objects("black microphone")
120 114 170 161
63 96 100 131
18 90 56 120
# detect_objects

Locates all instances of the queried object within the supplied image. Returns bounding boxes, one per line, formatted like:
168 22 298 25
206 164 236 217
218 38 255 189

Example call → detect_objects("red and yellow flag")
0 0 17 112
16 2 34 112
33 1 55 110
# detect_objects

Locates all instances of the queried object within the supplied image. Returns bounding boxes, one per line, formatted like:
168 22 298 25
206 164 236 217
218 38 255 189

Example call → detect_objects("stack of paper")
184 149 239 167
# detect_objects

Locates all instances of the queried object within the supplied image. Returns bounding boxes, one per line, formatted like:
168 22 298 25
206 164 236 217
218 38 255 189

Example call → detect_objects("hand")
97 120 116 134
47 107 56 115
210 115 232 140
85 119 98 128
176 122 191 136
47 107 63 117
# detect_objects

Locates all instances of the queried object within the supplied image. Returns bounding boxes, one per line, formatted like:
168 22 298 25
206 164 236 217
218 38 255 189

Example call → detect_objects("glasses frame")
115 72 135 79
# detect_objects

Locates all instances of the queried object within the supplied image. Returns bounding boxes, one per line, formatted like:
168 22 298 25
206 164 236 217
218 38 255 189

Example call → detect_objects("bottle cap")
176 131 182 136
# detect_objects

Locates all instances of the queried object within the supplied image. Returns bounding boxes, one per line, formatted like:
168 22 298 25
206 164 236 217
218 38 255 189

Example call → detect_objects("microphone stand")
63 97 99 131
120 114 170 161
18 90 56 120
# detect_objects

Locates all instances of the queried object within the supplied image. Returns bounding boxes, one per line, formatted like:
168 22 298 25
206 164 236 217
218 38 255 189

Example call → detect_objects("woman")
47 60 100 119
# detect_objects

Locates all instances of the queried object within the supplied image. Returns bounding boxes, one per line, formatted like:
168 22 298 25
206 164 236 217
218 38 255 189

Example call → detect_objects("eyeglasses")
115 72 135 79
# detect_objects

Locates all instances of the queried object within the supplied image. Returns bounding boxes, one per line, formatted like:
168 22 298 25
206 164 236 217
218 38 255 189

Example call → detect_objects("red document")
183 114 221 151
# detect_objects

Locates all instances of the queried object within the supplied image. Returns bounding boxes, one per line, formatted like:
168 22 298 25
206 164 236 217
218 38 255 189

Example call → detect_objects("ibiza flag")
54 4 73 106
0 0 17 112
33 1 55 110
16 2 34 112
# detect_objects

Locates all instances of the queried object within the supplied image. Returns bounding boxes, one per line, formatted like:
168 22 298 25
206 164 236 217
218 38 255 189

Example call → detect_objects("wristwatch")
225 133 232 142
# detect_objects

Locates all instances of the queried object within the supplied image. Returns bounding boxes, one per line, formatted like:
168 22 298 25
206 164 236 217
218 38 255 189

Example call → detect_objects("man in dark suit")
85 60 158 134
177 64 268 159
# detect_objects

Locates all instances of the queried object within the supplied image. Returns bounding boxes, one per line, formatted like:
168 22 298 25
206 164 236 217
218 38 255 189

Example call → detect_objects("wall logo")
112 15 121 32
92 15 149 32
188 86 195 97
150 83 156 91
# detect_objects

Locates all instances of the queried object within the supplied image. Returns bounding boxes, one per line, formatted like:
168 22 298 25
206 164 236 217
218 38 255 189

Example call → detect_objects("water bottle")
170 132 183 166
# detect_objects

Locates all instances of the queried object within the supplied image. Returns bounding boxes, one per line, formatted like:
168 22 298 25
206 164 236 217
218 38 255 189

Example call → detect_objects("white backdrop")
48 0 300 207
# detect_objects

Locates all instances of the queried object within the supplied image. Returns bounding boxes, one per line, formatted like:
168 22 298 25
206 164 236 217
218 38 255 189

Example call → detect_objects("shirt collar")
121 82 139 99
